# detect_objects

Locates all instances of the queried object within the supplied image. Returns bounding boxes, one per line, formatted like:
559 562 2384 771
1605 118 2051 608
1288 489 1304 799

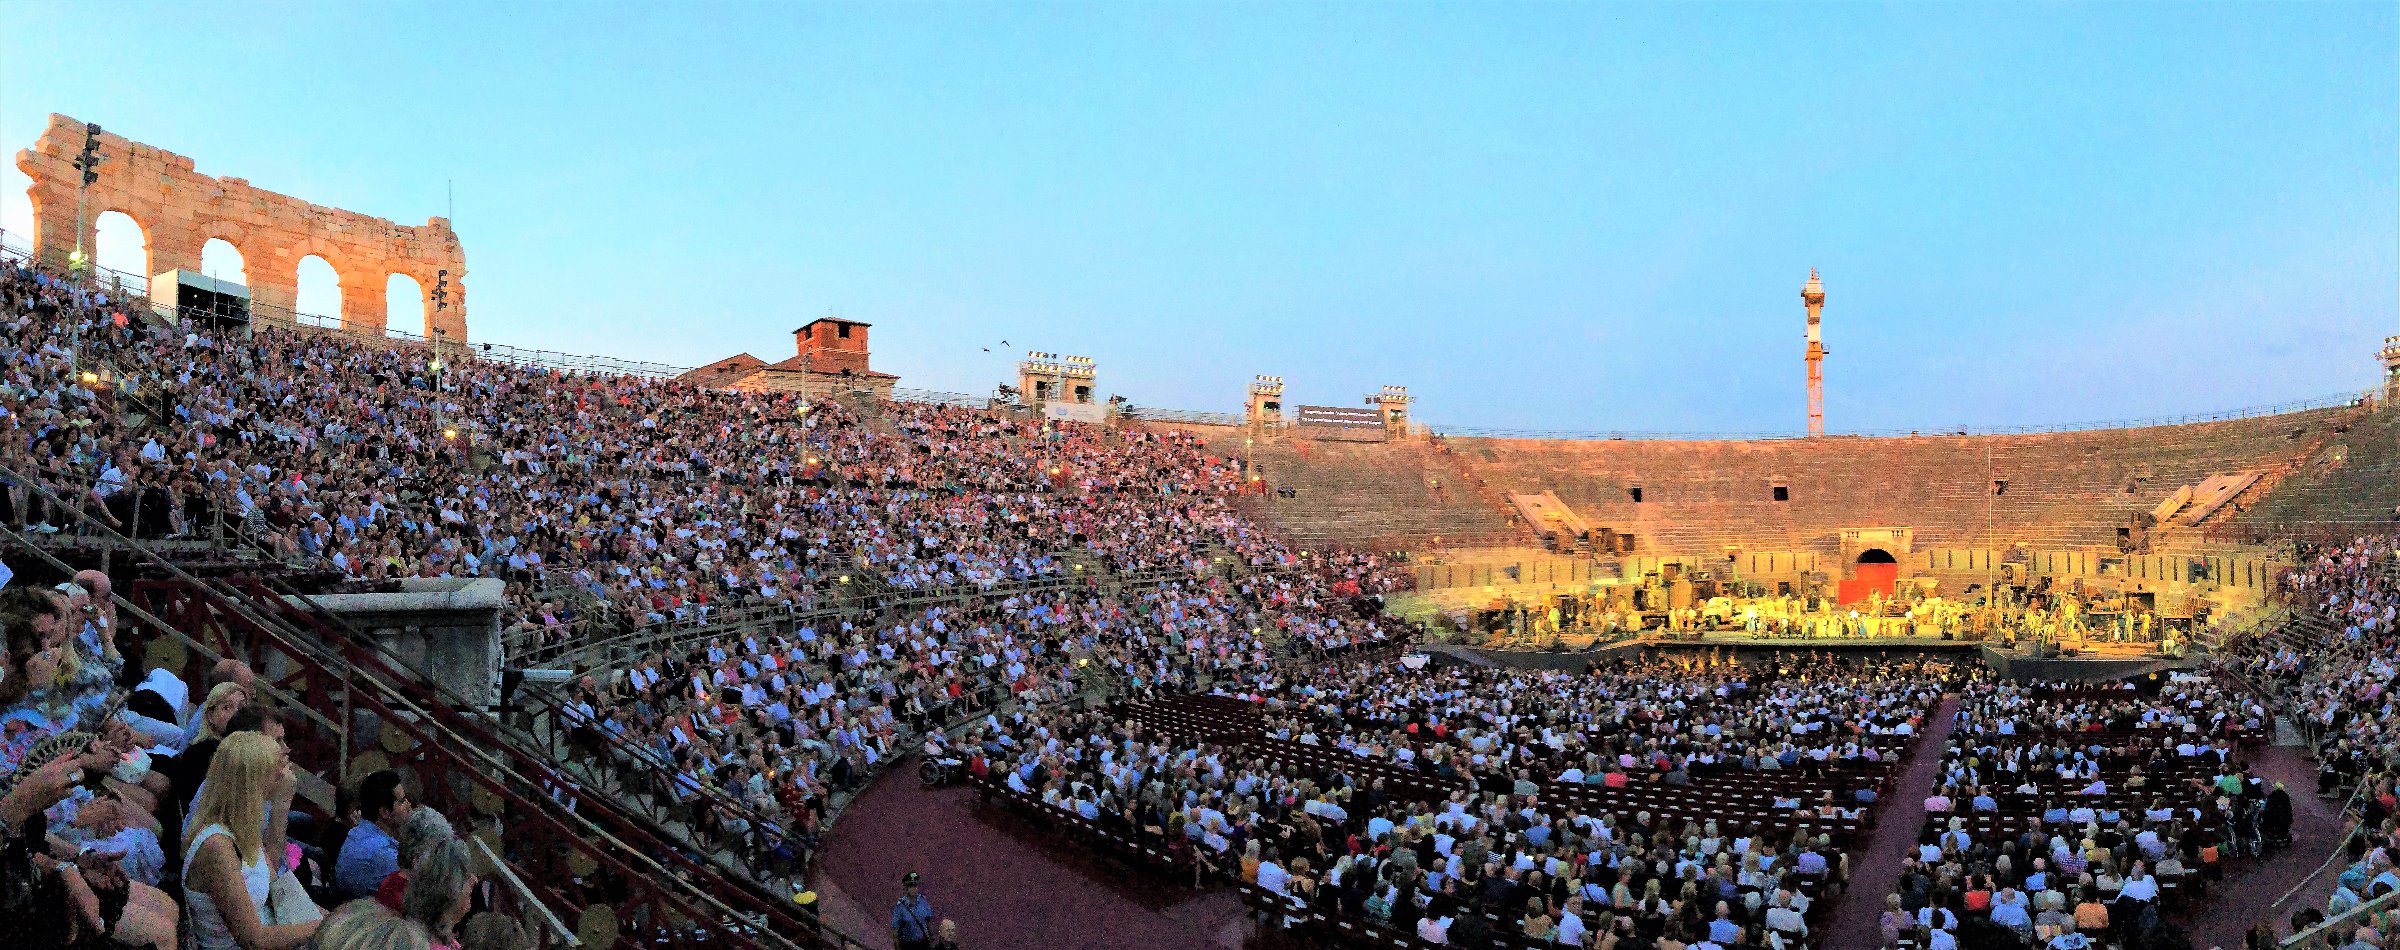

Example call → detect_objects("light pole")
428 354 456 449
64 123 106 375
798 350 813 417
67 123 104 280
429 269 451 351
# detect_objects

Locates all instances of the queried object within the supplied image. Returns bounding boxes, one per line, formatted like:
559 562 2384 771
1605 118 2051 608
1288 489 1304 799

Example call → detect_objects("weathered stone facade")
287 578 504 711
16 113 467 340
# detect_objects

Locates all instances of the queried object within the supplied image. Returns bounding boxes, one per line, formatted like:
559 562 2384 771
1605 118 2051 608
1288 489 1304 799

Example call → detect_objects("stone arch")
1848 546 1901 604
15 114 468 340
137 203 202 277
90 210 149 290
200 237 248 285
295 254 342 325
385 273 426 339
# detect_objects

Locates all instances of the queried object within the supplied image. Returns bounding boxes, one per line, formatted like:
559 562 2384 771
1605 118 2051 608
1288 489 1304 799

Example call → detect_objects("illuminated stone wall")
17 113 467 340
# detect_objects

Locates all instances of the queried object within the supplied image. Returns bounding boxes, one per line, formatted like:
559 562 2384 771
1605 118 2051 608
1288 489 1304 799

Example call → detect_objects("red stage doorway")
1837 548 1900 605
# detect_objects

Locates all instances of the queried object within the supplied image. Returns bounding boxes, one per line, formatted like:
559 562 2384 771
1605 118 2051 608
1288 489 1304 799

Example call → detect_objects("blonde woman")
1737 852 1769 893
183 731 319 950
195 681 251 742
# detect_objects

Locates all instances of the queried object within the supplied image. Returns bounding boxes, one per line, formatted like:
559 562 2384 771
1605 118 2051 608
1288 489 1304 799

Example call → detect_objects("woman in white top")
183 731 320 950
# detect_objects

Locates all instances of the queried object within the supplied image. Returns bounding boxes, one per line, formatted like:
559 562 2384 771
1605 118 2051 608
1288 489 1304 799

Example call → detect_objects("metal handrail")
887 386 988 408
468 833 579 947
2280 879 2399 948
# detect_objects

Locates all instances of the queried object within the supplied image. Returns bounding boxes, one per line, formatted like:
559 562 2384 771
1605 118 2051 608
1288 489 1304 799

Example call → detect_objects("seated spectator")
376 805 457 913
184 731 321 950
335 771 414 901
401 839 476 950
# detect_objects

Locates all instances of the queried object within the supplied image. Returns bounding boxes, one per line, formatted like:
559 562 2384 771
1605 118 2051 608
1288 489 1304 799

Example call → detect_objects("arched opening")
1839 547 1901 606
385 273 426 338
296 255 341 325
92 211 150 297
201 238 247 287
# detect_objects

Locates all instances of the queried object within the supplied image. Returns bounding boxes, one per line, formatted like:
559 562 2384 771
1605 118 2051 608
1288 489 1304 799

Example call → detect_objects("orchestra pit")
4 107 2398 950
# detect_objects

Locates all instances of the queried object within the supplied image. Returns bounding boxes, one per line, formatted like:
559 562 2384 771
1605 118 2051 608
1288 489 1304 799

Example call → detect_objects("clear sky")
3 2 2392 434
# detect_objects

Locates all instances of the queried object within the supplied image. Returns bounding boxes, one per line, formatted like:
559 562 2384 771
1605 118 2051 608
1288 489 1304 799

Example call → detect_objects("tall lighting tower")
1802 268 1826 437
68 123 106 279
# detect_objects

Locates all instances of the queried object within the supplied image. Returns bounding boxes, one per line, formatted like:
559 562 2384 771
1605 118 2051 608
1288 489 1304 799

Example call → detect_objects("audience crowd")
1883 677 2288 950
10 245 2400 950
2225 535 2400 948
0 253 1290 650
0 251 1419 949
977 654 1952 948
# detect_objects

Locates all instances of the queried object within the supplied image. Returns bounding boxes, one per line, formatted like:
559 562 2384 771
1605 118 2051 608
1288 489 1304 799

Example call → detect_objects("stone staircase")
2231 403 2400 532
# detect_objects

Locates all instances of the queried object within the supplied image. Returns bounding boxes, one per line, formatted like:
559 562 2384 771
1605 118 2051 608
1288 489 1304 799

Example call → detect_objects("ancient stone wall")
16 113 466 340
1174 406 2362 556
1452 406 2358 555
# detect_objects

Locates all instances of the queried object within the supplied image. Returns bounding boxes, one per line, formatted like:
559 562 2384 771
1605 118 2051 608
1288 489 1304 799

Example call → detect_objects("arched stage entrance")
1838 547 1900 604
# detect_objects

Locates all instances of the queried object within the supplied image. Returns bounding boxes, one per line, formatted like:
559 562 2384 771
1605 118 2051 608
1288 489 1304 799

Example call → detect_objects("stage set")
1396 530 2273 671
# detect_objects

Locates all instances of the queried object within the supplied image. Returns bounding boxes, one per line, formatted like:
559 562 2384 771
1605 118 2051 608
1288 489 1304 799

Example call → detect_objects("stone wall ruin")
16 113 467 340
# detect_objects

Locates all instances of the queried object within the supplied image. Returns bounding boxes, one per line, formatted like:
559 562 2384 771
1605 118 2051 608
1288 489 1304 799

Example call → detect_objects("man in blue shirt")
1989 887 2034 934
892 871 937 950
334 770 414 900
1707 903 1742 944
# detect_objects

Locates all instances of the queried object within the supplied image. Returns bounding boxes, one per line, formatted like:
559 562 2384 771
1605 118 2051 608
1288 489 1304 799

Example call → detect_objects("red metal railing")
125 569 840 950
0 460 839 950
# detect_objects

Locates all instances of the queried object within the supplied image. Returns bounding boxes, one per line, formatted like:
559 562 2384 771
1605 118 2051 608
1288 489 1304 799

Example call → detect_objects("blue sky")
3 2 2392 433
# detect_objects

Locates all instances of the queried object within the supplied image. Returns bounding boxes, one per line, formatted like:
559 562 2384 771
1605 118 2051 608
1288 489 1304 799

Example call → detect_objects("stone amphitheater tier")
1450 408 2361 556
1152 404 2390 555
2229 405 2400 532
1159 426 1520 548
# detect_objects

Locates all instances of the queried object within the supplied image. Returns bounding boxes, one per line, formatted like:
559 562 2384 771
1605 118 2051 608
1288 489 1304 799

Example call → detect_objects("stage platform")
1631 632 1974 649
1420 637 2190 682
